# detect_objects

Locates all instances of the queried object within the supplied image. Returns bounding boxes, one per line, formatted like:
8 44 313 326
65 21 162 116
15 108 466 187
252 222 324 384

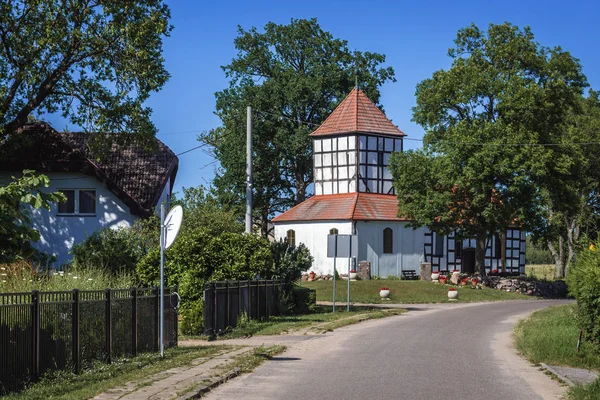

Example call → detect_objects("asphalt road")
204 300 571 400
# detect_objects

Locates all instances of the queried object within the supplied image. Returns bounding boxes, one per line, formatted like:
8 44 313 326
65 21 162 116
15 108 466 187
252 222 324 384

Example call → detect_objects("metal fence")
0 287 178 394
203 280 283 336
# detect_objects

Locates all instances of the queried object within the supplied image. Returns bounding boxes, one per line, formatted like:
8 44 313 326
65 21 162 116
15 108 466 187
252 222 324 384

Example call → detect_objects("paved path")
203 300 572 400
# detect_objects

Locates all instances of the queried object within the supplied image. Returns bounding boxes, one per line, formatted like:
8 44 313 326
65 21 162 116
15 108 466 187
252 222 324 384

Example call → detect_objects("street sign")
327 234 358 258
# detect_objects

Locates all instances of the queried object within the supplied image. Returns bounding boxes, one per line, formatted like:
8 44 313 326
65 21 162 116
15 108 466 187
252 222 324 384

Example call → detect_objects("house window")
434 232 444 256
495 233 502 259
383 228 393 254
57 189 96 215
286 229 296 247
455 239 463 257
330 228 339 235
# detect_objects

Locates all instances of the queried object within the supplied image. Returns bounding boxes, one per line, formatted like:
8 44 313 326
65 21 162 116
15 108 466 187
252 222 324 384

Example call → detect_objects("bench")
401 270 419 280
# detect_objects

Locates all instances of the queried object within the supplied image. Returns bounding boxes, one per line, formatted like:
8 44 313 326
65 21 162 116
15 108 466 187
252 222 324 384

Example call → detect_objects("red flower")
490 269 499 274
448 287 457 291
380 287 389 291
350 270 356 273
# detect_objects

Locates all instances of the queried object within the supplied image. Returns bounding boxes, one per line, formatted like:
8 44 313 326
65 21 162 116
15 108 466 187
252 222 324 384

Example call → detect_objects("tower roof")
310 88 406 137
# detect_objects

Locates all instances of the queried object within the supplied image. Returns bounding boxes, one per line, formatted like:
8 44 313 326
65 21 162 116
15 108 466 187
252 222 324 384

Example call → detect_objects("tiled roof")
310 88 406 137
271 193 406 222
0 123 178 217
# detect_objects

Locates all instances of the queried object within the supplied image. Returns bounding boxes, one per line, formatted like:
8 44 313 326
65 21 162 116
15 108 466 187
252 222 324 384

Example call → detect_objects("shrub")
291 285 316 314
269 240 313 285
180 298 204 336
567 240 600 351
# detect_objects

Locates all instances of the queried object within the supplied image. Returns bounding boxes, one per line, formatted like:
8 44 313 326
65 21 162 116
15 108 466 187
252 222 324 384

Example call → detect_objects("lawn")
4 346 233 400
514 304 600 399
183 305 406 340
302 279 530 304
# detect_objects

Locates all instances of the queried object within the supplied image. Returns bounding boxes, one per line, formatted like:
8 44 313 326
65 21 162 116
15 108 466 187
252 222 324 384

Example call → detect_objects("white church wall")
273 221 353 275
355 221 426 278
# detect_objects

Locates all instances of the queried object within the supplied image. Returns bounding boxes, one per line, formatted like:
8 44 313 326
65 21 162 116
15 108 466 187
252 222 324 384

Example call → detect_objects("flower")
490 269 499 274
471 277 479 283
350 270 356 273
448 287 457 291
452 269 460 273
590 244 596 251
380 287 389 291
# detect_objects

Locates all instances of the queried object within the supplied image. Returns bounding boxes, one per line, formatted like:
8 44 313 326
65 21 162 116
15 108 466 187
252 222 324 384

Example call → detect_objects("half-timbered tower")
272 88 525 277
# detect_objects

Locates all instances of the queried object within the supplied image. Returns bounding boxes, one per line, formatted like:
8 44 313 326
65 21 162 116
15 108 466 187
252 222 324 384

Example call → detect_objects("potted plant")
308 271 316 281
452 269 460 275
460 277 469 286
439 274 448 284
349 270 357 280
380 287 390 298
471 277 479 288
431 271 440 282
448 287 459 300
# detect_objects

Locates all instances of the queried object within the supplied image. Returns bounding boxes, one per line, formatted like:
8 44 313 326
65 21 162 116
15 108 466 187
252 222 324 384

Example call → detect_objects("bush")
567 240 600 351
180 299 204 336
71 217 159 275
291 285 316 314
269 240 313 285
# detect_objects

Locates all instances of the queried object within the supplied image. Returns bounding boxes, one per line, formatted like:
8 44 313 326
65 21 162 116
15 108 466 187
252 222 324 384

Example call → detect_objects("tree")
0 170 64 262
390 23 587 275
0 0 171 142
202 18 395 236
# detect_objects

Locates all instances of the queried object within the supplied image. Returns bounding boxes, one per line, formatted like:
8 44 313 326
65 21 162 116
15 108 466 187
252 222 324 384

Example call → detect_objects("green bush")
268 240 313 285
566 240 600 351
526 236 555 264
291 285 316 314
180 298 204 336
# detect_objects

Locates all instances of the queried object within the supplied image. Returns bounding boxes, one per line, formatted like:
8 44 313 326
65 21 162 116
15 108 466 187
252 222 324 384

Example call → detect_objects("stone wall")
483 277 568 298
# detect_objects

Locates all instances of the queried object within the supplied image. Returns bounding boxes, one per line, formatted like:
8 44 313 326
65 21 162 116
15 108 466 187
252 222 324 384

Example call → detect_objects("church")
272 88 526 277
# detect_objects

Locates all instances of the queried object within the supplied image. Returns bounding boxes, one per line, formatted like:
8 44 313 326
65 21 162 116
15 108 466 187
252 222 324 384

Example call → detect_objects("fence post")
154 286 159 351
247 280 252 320
226 281 230 328
265 280 269 318
173 285 178 346
72 289 80 374
256 279 261 320
213 282 217 335
238 281 242 320
132 287 138 357
105 288 112 364
31 290 40 380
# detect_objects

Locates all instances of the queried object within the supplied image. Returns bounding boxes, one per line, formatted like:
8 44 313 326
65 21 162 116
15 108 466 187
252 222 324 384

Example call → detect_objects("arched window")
383 228 393 254
329 228 339 235
286 229 296 247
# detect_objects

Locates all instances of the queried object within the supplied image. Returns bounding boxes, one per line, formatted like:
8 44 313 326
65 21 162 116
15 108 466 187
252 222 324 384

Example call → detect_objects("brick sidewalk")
92 347 253 400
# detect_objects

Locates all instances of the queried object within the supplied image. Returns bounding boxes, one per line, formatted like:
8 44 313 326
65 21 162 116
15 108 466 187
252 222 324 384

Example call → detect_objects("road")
203 300 571 400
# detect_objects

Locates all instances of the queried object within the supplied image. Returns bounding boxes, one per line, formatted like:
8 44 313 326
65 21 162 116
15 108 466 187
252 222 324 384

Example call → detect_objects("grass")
217 345 286 374
4 345 233 400
525 264 556 281
182 305 406 340
303 279 530 304
514 304 600 399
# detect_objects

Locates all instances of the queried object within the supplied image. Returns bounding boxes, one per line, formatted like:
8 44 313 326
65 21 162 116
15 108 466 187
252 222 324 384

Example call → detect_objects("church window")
383 228 393 254
286 230 296 247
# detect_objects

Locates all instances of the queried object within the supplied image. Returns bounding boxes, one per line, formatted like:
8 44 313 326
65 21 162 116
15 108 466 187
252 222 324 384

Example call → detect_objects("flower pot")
349 272 357 280
448 290 459 300
380 289 390 298
461 279 469 286
439 277 448 284
308 272 316 282
431 272 440 282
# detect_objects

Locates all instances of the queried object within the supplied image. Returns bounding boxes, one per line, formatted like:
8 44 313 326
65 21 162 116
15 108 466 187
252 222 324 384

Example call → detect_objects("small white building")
0 123 178 266
272 89 525 277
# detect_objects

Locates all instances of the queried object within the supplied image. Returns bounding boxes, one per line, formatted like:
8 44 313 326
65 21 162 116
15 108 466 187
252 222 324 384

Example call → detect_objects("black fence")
203 280 283 336
0 287 178 394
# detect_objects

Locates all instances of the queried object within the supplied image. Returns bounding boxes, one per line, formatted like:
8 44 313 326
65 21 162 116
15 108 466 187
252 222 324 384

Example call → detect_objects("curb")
178 367 242 399
540 363 576 386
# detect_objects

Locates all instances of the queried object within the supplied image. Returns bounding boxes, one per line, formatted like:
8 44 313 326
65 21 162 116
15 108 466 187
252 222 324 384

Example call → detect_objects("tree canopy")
202 18 395 235
390 22 588 275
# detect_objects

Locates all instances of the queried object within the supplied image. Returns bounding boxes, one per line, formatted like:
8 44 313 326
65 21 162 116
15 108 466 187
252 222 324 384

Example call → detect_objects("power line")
255 110 322 127
176 143 209 156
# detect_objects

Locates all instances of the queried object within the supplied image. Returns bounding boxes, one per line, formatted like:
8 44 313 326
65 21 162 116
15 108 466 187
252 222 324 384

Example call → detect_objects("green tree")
202 18 395 235
0 170 64 261
390 23 587 275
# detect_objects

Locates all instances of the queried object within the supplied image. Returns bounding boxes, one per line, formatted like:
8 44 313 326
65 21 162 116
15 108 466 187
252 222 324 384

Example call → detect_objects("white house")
0 123 178 266
272 88 526 277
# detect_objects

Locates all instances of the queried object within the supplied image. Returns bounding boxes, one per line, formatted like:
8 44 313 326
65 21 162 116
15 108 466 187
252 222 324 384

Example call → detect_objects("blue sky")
45 0 600 195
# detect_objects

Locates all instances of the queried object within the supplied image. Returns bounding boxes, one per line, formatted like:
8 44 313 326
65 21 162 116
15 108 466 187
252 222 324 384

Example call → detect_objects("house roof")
0 123 178 217
271 193 407 222
310 88 406 137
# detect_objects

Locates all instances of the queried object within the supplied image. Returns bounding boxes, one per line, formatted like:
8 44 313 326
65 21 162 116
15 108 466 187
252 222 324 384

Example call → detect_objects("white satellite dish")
164 205 183 249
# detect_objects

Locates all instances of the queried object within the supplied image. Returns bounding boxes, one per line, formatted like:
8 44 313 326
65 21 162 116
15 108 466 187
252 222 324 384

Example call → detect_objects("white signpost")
160 204 183 357
327 234 358 312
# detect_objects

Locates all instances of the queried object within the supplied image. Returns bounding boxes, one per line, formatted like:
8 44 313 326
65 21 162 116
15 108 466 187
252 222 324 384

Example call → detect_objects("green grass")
303 279 530 304
514 305 600 400
4 346 233 400
182 305 406 340
525 264 556 281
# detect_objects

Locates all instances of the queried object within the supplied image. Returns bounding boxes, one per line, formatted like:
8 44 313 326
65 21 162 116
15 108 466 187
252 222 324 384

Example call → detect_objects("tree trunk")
475 230 487 276
260 207 269 237
295 172 307 205
548 238 566 278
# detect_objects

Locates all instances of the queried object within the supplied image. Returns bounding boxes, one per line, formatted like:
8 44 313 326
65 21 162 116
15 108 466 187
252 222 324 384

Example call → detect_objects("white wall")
274 221 353 275
154 176 171 213
1 172 139 266
356 221 426 278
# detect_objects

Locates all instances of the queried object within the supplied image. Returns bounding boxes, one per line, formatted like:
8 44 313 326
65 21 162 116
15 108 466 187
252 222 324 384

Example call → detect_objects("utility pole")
245 106 253 234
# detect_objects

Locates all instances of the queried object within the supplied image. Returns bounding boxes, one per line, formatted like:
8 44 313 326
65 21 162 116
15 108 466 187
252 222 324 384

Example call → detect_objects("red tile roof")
310 88 406 137
271 193 407 222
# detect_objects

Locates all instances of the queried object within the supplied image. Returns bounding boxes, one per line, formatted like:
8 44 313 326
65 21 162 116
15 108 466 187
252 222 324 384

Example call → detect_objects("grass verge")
514 304 600 399
4 346 233 400
303 280 529 304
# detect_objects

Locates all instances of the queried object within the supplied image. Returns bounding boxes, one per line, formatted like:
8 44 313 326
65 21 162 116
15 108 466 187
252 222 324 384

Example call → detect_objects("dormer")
310 88 406 196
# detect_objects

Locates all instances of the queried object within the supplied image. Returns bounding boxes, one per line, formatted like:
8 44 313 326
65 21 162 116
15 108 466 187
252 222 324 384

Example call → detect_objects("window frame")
434 232 444 257
329 228 339 235
57 188 97 216
286 229 296 247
